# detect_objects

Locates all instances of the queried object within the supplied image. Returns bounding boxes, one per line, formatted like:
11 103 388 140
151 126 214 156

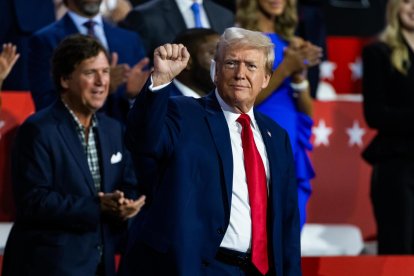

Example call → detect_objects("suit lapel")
254 112 282 210
53 101 96 195
60 13 81 35
162 0 186 36
95 116 111 193
203 93 233 217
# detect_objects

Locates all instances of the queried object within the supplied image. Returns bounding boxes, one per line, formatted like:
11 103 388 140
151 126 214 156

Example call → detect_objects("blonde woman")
362 0 414 254
237 0 322 229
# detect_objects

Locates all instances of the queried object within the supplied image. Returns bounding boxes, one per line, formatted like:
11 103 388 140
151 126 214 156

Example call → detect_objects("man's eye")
225 61 236 68
247 64 257 70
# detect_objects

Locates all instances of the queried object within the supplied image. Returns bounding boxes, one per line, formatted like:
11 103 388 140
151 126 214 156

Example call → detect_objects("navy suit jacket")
2 100 138 276
121 0 234 58
120 84 301 275
29 13 146 123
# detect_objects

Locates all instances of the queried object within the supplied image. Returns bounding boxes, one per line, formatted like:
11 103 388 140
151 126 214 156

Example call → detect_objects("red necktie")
237 113 269 275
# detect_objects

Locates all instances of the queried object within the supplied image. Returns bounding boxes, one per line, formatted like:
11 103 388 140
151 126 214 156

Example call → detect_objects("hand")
117 195 146 220
152 43 190 86
98 190 125 214
0 43 20 82
109 52 129 94
300 41 323 68
125 57 151 98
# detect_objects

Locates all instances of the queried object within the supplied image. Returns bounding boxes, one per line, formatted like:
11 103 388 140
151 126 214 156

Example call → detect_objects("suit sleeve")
362 43 414 133
126 81 180 159
282 131 302 276
12 121 101 231
28 33 59 111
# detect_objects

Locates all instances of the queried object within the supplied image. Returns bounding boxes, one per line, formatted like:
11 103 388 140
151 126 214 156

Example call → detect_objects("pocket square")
110 152 122 164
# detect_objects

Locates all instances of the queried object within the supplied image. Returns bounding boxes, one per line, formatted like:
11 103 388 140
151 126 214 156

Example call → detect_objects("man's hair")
214 27 274 75
52 34 108 92
173 28 219 57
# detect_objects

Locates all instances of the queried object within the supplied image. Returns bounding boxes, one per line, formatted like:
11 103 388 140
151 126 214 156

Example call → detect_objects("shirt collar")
67 10 103 31
173 79 201 98
175 0 203 13
214 89 258 130
62 99 98 130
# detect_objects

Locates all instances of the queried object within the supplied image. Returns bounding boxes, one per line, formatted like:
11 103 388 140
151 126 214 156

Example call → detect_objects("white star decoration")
319 61 337 80
346 120 366 147
349 57 363 80
312 119 333 147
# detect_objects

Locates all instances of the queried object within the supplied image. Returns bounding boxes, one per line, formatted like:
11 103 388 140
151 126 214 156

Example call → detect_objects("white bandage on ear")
210 59 216 83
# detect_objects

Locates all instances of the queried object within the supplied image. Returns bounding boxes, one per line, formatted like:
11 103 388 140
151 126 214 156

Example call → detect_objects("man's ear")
60 76 69 89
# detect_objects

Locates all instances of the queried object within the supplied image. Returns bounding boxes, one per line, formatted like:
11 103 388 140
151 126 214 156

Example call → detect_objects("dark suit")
2 100 138 276
29 13 146 123
0 0 55 90
362 41 414 254
120 84 301 275
120 0 234 58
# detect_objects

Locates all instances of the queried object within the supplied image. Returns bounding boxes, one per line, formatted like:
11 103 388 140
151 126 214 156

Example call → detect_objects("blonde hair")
214 27 275 75
236 0 298 41
380 0 411 75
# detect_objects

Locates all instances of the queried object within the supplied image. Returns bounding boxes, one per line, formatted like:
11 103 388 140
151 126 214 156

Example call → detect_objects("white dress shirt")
172 79 201 98
175 0 211 28
215 90 270 253
67 11 109 50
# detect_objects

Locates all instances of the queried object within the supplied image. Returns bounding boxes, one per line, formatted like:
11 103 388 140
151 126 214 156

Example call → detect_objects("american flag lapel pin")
267 130 271 137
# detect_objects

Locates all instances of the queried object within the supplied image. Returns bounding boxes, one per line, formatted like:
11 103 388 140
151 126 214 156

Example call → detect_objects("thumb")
133 57 150 70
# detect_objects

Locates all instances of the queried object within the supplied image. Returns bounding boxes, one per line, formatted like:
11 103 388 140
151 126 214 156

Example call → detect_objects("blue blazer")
29 13 146 123
2 100 138 276
120 84 301 275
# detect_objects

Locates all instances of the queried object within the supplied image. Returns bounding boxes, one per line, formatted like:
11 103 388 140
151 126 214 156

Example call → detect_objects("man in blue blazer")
29 0 149 123
121 27 301 275
2 35 145 276
121 0 234 59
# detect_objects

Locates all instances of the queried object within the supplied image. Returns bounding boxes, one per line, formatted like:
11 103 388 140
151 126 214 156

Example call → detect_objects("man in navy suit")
121 27 301 275
121 0 234 59
2 35 145 276
168 28 220 98
29 0 150 123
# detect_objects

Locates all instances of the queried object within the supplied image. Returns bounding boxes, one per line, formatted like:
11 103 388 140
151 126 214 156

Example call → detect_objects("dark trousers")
371 157 414 254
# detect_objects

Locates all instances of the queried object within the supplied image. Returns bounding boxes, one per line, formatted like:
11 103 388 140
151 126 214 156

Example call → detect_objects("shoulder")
204 0 233 16
132 0 167 14
363 41 390 58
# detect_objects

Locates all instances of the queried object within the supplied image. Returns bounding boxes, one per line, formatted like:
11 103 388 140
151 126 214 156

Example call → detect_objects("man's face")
215 45 270 113
61 51 110 115
69 0 101 16
193 34 220 91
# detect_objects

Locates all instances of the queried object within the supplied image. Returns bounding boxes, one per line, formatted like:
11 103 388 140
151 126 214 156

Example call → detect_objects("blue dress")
257 33 315 229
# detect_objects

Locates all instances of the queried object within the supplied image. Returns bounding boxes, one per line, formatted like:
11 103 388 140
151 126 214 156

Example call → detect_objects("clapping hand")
152 43 190 87
99 190 145 220
0 43 20 84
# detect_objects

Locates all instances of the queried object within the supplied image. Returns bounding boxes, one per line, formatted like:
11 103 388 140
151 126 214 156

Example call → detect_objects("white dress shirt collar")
173 79 201 98
175 0 211 28
67 11 109 49
215 89 258 130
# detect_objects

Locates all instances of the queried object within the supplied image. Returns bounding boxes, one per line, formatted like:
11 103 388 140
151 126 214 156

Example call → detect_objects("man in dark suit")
29 0 150 123
120 27 301 276
120 0 234 59
0 0 55 90
2 35 145 276
168 28 220 98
